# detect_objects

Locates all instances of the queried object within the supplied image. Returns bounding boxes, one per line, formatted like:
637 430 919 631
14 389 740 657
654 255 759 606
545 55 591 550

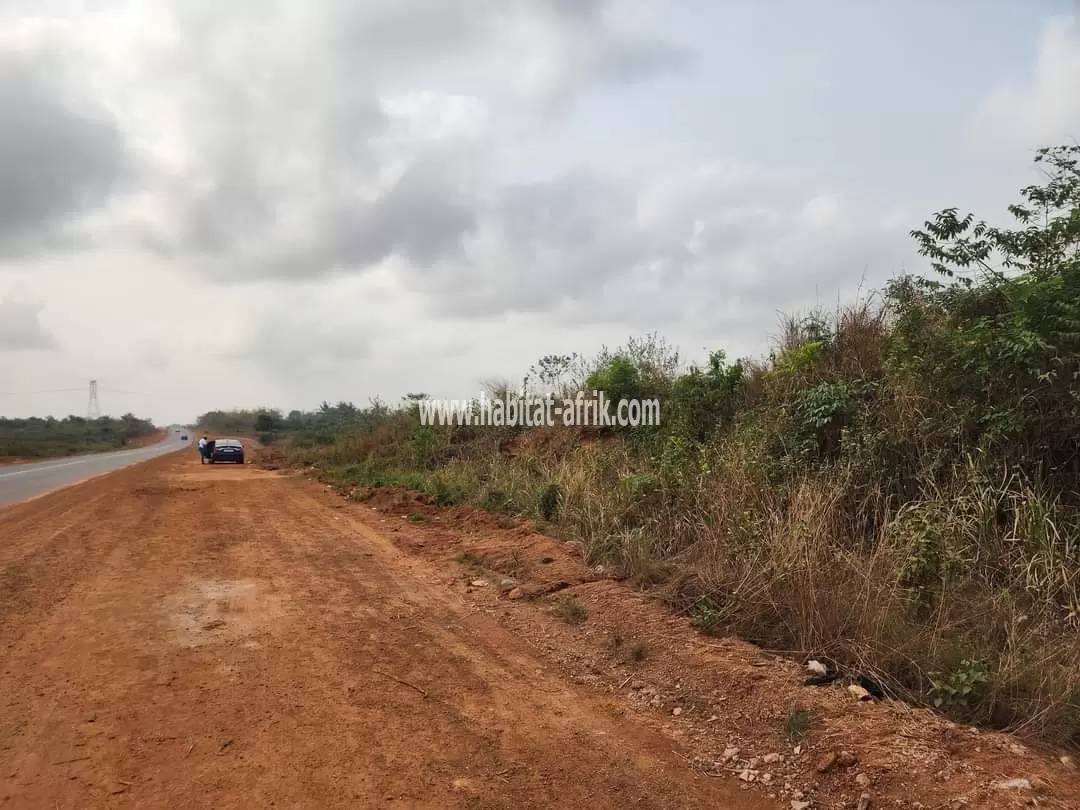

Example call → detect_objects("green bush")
665 350 745 442
0 414 157 459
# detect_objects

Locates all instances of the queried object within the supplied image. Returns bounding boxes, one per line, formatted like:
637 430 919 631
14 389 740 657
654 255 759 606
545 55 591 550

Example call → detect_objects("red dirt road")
0 451 772 809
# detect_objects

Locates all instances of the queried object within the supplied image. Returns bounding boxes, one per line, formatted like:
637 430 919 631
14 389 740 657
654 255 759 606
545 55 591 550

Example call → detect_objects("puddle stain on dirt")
166 468 279 485
164 579 284 647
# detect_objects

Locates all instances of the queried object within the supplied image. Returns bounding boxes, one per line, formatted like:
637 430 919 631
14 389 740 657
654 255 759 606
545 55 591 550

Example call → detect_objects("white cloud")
0 298 56 351
971 14 1080 153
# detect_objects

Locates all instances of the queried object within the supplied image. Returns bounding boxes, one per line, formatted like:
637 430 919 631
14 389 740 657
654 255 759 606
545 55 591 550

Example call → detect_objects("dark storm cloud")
173 157 478 283
326 159 477 270
387 169 690 319
0 48 132 257
0 299 57 350
231 308 370 379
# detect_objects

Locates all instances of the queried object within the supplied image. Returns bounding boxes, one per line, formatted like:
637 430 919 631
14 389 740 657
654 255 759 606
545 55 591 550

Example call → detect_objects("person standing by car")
198 434 209 464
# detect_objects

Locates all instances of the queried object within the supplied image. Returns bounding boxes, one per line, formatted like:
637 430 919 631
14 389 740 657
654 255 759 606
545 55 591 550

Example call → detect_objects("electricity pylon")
87 380 101 420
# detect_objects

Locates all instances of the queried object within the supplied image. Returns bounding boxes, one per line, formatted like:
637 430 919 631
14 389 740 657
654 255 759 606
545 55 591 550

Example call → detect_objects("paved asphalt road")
0 428 191 510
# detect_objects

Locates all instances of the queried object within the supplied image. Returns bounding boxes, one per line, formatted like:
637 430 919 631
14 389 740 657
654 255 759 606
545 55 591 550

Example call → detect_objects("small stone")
747 757 760 769
672 707 682 716
470 579 488 587
855 772 871 788
815 752 839 773
738 769 758 783
837 751 859 768
722 747 740 762
707 715 718 722
507 588 524 600
630 680 645 690
791 802 811 810
992 778 1031 791
848 684 872 701
1008 743 1028 756
763 753 782 764
498 579 518 591
1061 755 1076 770
761 773 773 785
856 793 871 810
806 659 827 676
793 745 802 756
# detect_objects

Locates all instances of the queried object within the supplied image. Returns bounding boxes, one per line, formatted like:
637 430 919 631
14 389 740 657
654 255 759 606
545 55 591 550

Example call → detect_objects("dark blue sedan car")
209 438 245 464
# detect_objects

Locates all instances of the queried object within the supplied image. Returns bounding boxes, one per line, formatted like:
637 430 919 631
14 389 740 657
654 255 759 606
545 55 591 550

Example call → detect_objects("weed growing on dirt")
554 597 588 626
504 548 530 579
454 552 486 569
607 630 624 653
928 660 991 711
689 597 724 635
538 483 562 521
785 704 814 743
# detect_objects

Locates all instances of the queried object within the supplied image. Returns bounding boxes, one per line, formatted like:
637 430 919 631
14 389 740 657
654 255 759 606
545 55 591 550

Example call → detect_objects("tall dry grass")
279 293 1080 745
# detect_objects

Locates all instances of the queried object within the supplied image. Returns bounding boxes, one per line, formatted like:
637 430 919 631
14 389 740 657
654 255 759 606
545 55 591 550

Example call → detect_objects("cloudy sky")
1 0 1079 424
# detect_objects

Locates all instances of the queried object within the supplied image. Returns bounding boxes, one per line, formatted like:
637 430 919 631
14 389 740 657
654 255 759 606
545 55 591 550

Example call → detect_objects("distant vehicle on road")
209 438 245 464
180 434 188 441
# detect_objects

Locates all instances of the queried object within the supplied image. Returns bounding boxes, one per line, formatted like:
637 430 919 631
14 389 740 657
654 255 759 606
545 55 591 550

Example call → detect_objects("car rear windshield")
216 440 241 447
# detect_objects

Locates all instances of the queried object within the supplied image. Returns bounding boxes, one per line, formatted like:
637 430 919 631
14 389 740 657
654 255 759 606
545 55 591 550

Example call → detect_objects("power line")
0 388 86 396
99 386 176 401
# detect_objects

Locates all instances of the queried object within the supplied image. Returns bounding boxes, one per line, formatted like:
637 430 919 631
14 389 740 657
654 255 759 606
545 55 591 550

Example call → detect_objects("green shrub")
537 483 562 521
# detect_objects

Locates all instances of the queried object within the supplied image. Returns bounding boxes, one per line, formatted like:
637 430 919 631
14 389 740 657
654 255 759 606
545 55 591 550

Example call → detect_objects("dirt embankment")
302 478 1080 810
1 450 1078 809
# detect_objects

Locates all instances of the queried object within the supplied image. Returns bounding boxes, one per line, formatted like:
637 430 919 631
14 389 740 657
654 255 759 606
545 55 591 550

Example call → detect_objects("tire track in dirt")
0 452 772 809
188 473 742 807
0 474 174 650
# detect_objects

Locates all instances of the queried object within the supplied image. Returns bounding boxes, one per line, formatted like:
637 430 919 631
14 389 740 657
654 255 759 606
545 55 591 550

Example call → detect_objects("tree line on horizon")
0 413 158 459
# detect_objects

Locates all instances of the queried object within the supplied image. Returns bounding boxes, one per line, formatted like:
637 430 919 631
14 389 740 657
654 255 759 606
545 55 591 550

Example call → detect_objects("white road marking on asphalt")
0 443 181 479
0 458 99 479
